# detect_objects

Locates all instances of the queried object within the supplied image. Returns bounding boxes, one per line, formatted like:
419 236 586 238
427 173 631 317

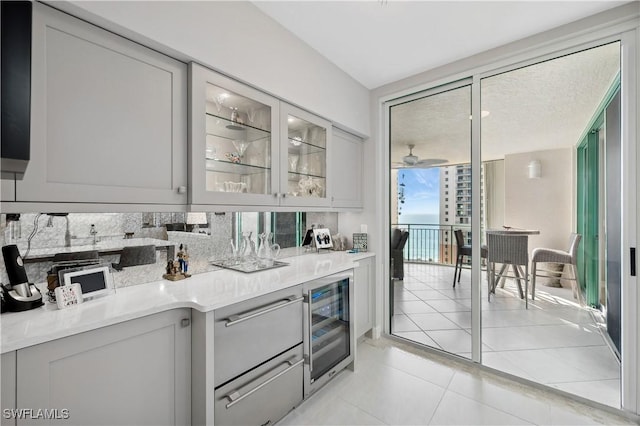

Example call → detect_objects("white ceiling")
254 1 627 90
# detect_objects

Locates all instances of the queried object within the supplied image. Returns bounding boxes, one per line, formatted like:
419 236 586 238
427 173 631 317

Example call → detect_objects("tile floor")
391 263 621 408
278 338 635 425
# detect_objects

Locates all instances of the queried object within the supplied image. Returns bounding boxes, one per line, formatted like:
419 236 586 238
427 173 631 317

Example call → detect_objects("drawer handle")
225 296 303 327
225 358 304 409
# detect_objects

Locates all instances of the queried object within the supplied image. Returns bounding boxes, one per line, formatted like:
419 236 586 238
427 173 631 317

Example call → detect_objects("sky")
397 168 440 217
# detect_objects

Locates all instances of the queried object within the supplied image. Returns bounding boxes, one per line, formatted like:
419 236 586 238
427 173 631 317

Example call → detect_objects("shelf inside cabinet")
206 113 270 142
288 171 326 181
287 138 326 155
206 158 270 175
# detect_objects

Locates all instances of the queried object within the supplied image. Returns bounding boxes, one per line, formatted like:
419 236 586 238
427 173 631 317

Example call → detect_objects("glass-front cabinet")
280 104 331 208
190 63 332 208
190 63 280 206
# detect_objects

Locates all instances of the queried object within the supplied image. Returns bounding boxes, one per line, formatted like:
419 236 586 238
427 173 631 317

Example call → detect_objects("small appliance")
1 244 43 312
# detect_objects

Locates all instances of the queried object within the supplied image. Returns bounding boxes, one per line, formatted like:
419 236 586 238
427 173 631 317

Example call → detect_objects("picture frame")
59 265 114 301
312 228 333 249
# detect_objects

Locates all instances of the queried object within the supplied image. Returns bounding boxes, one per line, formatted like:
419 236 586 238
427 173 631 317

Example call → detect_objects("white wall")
503 148 573 253
50 0 370 137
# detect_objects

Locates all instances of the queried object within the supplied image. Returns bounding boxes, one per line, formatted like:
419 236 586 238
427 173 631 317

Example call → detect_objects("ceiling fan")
392 144 447 168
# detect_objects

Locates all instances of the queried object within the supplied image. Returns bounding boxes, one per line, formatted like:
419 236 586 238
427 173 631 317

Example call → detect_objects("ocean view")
395 213 444 262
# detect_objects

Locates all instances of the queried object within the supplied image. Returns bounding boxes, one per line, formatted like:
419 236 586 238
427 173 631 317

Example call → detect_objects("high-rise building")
439 164 483 263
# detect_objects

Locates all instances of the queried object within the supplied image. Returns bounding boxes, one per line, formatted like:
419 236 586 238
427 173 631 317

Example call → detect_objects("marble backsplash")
0 211 339 289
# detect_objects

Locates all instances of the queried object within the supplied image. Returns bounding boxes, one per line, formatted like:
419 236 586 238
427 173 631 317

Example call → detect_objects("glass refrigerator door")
309 278 350 382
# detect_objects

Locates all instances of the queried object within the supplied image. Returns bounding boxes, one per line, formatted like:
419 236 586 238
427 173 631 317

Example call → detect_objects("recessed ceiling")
254 1 627 90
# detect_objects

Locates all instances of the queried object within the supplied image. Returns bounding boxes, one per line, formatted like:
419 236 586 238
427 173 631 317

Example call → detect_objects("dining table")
485 228 540 300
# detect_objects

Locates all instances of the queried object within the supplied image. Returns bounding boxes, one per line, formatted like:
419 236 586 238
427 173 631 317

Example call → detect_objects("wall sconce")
528 160 541 179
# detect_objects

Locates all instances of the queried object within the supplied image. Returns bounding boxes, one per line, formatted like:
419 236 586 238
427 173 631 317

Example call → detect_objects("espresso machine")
1 244 43 312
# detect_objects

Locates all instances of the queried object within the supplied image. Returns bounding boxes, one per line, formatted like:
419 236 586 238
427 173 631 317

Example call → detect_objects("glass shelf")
287 138 326 156
287 171 326 180
206 113 270 143
206 158 270 176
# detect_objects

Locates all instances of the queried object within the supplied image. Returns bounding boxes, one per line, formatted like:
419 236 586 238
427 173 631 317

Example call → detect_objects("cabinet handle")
225 358 304 409
177 186 187 194
281 193 286 198
225 296 303 327
181 318 190 328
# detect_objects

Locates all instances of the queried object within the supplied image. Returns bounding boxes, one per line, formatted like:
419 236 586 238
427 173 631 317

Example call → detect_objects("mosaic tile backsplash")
0 212 338 288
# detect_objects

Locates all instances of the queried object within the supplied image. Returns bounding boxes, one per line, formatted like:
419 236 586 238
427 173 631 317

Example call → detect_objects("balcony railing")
392 223 471 265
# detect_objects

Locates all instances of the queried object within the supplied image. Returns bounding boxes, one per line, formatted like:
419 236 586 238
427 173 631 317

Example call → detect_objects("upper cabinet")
331 128 364 209
189 64 332 209
14 3 188 206
189 63 280 207
279 104 332 208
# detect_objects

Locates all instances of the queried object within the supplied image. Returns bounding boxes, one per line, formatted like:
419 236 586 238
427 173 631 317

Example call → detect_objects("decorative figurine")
162 244 191 281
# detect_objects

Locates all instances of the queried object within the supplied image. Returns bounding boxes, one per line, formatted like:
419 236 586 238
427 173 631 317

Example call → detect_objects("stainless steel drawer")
214 286 303 386
214 344 303 426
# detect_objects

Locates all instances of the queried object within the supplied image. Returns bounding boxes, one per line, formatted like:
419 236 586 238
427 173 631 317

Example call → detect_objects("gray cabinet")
189 64 335 210
191 286 305 426
16 309 191 426
1 352 16 426
355 256 375 338
331 129 364 209
15 3 187 206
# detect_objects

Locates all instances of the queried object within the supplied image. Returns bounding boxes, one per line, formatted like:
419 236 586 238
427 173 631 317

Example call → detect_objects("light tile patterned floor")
392 263 621 408
278 339 635 425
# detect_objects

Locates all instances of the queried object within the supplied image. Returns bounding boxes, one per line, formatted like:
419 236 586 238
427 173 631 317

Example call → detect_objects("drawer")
214 344 303 426
214 286 303 386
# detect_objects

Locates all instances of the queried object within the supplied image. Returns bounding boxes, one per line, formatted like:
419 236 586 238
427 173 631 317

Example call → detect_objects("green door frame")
576 77 620 308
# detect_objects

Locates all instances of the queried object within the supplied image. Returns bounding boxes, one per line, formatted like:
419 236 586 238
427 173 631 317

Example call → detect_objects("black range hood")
1 1 32 176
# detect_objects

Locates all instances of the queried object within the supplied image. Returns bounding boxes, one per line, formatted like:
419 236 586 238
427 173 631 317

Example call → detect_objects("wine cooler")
302 270 354 398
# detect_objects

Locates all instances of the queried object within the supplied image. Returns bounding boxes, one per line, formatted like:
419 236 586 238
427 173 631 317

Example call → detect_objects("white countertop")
0 250 374 353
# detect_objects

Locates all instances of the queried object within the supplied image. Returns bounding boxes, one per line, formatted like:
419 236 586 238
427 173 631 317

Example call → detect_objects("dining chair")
531 233 582 300
487 233 530 308
452 229 487 287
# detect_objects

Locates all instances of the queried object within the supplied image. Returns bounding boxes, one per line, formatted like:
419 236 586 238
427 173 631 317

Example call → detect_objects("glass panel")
204 83 272 194
480 42 621 408
287 115 326 198
309 278 350 382
389 84 473 359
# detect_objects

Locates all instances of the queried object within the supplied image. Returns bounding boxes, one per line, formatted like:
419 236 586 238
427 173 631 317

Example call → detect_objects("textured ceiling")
390 42 620 167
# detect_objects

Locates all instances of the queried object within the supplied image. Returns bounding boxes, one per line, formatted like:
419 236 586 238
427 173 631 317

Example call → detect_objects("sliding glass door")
388 81 475 359
386 37 636 410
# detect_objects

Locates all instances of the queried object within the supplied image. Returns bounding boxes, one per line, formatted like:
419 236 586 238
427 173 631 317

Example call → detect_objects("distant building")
439 164 484 263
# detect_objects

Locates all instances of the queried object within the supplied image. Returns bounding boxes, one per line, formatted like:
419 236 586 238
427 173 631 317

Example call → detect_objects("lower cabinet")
1 351 17 426
355 256 376 339
214 345 303 426
212 287 304 426
15 309 191 426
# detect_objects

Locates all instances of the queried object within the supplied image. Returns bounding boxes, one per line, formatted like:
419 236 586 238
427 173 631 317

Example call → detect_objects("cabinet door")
331 129 363 209
16 309 191 426
279 103 332 208
355 257 375 338
16 3 187 205
189 63 280 207
1 352 16 426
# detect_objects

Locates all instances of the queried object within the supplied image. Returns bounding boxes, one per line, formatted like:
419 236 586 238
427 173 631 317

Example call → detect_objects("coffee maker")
1 244 43 312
